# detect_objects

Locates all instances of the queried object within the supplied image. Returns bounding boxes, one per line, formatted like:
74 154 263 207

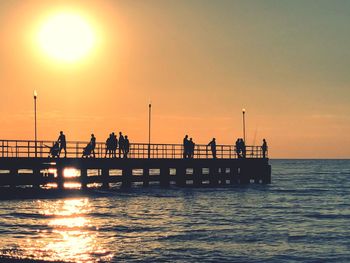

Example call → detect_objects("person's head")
119 132 122 135
112 132 115 136
263 138 266 142
60 131 63 135
125 135 128 139
91 133 94 137
190 138 192 141
185 135 188 139
213 138 216 141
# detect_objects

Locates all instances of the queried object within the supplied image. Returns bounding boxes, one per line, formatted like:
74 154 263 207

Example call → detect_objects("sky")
0 0 349 158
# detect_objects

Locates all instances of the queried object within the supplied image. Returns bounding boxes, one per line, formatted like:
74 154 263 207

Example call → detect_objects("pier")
0 139 271 189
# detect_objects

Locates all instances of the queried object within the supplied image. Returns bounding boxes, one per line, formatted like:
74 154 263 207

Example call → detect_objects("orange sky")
0 0 349 158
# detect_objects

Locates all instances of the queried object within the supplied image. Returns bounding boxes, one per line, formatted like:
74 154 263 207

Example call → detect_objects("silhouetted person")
183 135 189 158
262 139 268 158
58 131 66 158
208 138 216 159
119 132 125 158
90 134 96 158
105 133 112 158
240 139 246 158
111 132 118 158
235 139 241 158
124 135 130 158
188 138 195 158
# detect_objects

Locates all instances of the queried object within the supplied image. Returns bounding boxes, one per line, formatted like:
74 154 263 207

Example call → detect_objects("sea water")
0 159 349 262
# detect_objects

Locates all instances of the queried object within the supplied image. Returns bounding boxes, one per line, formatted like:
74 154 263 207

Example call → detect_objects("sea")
0 159 349 263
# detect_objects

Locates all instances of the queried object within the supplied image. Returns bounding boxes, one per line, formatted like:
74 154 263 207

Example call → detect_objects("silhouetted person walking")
119 132 125 158
208 138 216 159
58 131 66 158
183 135 189 159
124 135 130 158
262 139 268 158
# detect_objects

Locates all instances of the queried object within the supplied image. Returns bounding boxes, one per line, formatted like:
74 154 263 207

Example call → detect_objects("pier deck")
0 139 271 189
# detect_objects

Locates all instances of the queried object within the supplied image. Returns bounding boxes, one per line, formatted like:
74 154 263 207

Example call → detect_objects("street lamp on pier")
34 90 38 157
242 108 246 143
148 102 152 158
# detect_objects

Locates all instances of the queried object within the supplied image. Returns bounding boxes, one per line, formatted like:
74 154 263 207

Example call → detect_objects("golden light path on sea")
35 198 113 262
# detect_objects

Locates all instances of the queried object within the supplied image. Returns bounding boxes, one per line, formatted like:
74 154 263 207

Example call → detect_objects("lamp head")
33 90 38 99
242 108 246 113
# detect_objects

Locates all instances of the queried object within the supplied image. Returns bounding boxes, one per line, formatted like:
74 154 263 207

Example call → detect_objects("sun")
38 13 95 62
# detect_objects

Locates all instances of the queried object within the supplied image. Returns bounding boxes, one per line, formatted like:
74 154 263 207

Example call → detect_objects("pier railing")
0 139 267 159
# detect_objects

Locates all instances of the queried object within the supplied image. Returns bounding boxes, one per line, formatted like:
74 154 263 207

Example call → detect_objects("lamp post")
242 108 246 143
34 90 38 157
148 102 152 158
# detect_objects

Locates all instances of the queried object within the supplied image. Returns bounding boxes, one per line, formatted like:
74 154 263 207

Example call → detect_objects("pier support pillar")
230 167 238 184
209 167 219 186
160 168 170 187
101 168 109 189
238 166 250 184
122 167 132 188
81 169 88 190
176 167 186 187
57 167 64 190
262 165 271 184
10 169 18 188
193 167 202 187
33 168 41 188
143 168 149 187
220 168 227 185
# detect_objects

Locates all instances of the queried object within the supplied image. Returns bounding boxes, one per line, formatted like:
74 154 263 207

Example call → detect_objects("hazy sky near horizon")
0 0 349 158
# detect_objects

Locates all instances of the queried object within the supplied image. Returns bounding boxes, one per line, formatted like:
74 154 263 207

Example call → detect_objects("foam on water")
0 160 349 262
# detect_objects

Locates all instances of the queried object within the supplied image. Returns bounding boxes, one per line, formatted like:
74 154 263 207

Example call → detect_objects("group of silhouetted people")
105 132 130 158
182 135 267 159
49 131 130 158
235 138 246 158
49 131 267 159
183 135 196 158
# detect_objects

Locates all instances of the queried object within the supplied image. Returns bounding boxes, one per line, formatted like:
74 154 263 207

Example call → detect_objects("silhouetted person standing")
208 138 216 159
189 138 195 158
241 139 246 158
124 135 130 158
119 132 125 158
235 139 241 158
111 132 118 158
90 134 96 158
105 134 112 158
183 135 189 159
262 139 268 158
58 131 66 158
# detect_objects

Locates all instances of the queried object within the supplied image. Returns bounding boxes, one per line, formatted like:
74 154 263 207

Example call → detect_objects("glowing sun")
38 13 95 62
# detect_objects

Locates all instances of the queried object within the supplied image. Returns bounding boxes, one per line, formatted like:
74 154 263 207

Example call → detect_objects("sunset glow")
38 13 95 62
0 1 349 158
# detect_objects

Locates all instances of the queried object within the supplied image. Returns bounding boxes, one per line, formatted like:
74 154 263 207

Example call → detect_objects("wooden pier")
0 139 271 189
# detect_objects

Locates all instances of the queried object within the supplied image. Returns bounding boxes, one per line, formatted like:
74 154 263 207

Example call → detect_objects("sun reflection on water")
34 198 113 262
